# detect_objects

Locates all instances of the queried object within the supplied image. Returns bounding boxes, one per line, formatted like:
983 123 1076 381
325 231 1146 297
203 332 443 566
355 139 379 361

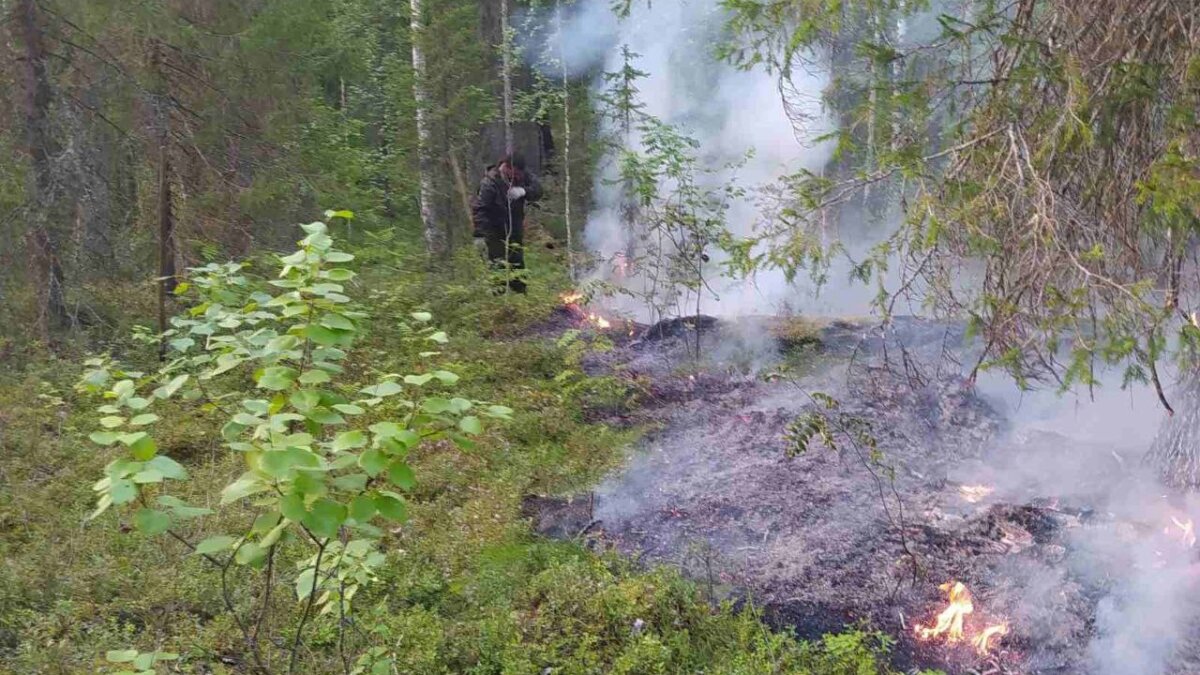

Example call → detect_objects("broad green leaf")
360 381 403 397
100 416 126 429
132 653 156 670
129 434 158 461
369 421 404 438
333 430 366 451
290 389 321 413
195 535 236 555
320 313 355 330
110 479 137 505
326 251 355 262
304 324 346 347
358 448 388 477
486 405 514 418
302 498 347 538
427 331 449 344
293 472 327 498
156 495 209 518
126 397 151 411
155 374 189 398
349 495 376 522
89 431 122 446
280 493 307 522
325 209 355 220
333 404 364 415
333 473 368 492
106 650 138 663
387 461 416 490
252 511 282 535
374 493 408 522
459 416 483 435
134 508 170 536
220 475 267 504
432 370 460 384
324 268 356 281
132 469 164 484
404 374 433 386
147 455 187 480
306 408 345 426
130 414 159 426
89 494 114 520
258 366 298 391
298 370 331 384
422 398 452 414
410 311 432 322
236 541 267 566
295 567 317 600
260 520 288 547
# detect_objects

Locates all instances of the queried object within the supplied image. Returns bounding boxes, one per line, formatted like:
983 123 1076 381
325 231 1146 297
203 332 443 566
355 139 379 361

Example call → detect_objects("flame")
915 581 974 642
972 623 1009 656
959 485 994 504
1168 516 1196 548
560 291 612 330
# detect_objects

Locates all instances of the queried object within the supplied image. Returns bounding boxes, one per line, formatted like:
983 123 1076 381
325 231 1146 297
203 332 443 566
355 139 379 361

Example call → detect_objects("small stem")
288 539 328 674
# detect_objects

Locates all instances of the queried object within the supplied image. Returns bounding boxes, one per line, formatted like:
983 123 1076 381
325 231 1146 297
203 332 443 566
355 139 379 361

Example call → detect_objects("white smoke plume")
541 0 859 319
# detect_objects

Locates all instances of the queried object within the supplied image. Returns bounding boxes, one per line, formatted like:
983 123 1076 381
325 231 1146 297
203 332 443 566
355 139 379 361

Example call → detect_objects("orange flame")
959 485 994 504
588 313 611 329
1168 516 1196 548
561 291 584 305
972 623 1009 656
915 581 974 642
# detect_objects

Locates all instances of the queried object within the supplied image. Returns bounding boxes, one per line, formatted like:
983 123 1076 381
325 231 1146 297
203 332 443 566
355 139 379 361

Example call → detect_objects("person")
472 152 542 293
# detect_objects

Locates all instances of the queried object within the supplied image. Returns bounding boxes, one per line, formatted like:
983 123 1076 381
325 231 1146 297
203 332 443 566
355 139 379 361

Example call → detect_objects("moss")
0 242 916 674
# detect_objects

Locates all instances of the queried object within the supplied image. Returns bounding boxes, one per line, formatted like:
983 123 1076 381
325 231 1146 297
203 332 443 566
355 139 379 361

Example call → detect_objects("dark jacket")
471 165 543 237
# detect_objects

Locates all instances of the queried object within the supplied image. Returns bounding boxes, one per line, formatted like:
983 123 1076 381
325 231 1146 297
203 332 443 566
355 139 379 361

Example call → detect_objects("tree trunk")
410 0 445 257
157 141 176 360
500 0 514 153
556 0 575 282
14 0 68 336
1146 374 1200 488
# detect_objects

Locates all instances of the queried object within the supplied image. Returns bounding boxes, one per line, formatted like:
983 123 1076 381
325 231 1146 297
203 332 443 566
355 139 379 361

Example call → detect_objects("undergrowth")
0 224 923 673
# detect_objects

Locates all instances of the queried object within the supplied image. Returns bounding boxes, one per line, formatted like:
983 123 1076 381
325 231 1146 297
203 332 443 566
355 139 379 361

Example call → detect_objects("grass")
0 232 917 674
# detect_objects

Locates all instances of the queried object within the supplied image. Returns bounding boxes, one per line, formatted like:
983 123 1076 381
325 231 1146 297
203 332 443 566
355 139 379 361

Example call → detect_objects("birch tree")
410 0 445 256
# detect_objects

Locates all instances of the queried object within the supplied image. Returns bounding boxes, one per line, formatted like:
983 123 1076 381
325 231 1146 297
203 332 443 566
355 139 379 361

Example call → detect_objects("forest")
2 0 1199 673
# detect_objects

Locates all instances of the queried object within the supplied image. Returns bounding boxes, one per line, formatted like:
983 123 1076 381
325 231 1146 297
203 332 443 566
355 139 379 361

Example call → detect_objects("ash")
527 313 1200 674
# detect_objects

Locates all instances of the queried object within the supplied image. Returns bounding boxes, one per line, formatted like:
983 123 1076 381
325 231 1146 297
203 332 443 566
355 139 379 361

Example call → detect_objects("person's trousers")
483 219 526 293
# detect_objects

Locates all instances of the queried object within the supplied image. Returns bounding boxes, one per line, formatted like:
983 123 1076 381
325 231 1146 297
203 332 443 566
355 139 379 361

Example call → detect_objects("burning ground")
527 300 1200 674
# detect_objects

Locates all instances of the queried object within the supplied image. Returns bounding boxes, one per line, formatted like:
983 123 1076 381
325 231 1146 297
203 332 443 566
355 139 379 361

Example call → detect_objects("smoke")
535 0 878 320
534 1 1200 671
969 368 1200 673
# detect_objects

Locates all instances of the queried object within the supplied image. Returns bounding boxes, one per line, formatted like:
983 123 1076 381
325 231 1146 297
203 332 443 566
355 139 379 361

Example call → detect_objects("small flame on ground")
1168 516 1196 548
972 623 1009 656
959 485 994 504
915 581 974 642
560 291 612 330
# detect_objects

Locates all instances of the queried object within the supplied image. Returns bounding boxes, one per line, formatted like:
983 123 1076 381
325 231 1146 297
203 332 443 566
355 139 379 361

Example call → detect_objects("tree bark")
14 0 68 336
410 0 445 257
157 140 176 360
500 0 514 153
1146 373 1200 488
556 0 575 281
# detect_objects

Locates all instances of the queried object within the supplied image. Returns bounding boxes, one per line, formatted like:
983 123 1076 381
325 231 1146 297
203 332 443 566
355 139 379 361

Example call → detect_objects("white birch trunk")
556 0 574 280
410 0 444 256
500 0 514 153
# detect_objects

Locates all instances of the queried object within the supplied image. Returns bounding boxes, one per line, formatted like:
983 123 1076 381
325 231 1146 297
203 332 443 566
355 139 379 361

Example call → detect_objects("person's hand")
506 186 526 201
